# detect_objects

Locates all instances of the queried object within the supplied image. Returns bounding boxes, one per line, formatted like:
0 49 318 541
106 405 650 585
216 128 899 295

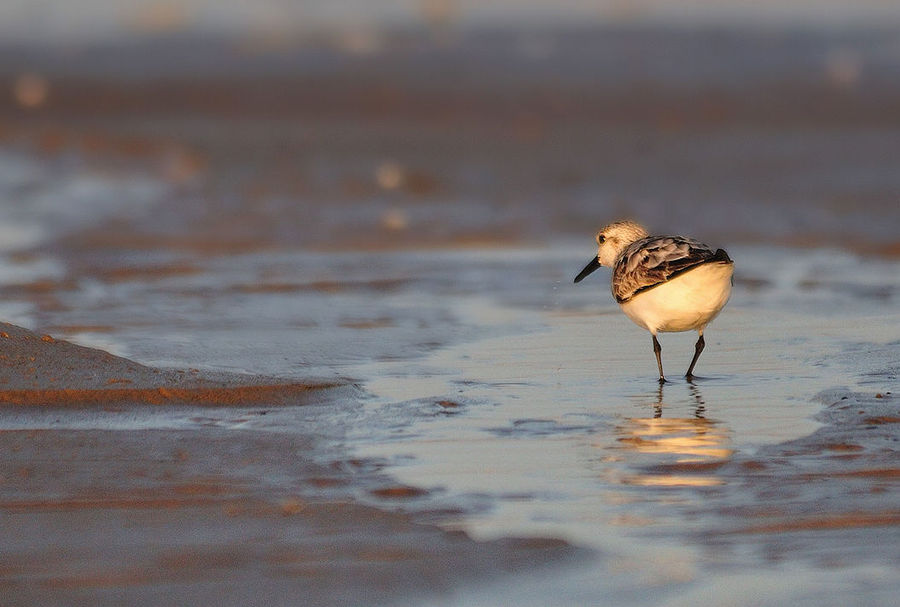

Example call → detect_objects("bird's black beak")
574 257 602 283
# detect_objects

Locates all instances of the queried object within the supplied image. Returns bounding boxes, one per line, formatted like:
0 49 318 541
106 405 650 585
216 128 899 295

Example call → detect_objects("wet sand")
697 386 899 554
5 319 892 605
0 324 579 605
0 322 352 406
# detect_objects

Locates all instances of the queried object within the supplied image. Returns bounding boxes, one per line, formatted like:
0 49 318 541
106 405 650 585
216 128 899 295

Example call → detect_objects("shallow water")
338 245 899 604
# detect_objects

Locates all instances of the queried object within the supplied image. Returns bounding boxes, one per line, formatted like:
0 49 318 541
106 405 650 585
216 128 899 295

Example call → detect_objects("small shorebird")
574 220 734 382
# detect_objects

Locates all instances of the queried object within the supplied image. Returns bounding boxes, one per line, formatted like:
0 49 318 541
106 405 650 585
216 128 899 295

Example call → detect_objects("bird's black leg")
686 333 705 379
652 334 665 383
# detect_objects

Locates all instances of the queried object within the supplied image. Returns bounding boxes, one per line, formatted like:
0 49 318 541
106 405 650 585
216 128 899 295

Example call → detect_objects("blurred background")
2 0 899 258
2 6 899 603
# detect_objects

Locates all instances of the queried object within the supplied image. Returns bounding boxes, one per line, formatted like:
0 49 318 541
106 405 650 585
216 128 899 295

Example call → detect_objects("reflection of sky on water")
351 293 890 538
348 285 898 603
0 148 168 330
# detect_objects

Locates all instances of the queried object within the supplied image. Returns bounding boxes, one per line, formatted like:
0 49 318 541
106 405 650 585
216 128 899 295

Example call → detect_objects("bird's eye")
597 235 606 244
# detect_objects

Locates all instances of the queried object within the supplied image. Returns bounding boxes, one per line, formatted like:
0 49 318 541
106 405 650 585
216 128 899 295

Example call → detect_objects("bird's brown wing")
611 236 726 303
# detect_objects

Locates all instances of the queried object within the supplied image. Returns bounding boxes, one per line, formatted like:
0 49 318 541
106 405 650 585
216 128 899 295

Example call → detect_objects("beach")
0 21 899 605
0 323 577 605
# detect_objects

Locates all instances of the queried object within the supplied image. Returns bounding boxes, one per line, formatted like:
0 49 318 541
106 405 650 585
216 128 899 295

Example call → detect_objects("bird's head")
574 220 649 283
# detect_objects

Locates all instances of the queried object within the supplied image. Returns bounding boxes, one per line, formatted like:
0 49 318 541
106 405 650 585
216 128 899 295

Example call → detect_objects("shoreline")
0 308 897 603
0 323 584 605
0 322 357 407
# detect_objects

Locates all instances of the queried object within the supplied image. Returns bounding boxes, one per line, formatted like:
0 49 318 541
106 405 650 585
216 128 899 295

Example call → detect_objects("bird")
573 220 734 382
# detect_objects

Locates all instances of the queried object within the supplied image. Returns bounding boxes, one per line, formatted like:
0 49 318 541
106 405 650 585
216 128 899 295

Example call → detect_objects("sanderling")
574 220 734 382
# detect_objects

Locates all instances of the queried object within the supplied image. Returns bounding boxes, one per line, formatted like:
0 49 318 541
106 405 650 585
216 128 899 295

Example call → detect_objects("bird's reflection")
615 380 732 487
688 379 707 418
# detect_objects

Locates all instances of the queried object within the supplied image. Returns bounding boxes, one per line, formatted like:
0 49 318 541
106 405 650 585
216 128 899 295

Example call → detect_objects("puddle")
350 303 855 540
343 248 900 603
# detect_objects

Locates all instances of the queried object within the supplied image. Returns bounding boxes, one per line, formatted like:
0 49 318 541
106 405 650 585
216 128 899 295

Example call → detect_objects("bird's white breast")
619 262 733 333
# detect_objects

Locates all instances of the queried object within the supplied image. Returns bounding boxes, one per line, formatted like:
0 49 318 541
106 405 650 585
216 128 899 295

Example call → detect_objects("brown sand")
690 389 900 564
0 324 581 605
0 322 352 407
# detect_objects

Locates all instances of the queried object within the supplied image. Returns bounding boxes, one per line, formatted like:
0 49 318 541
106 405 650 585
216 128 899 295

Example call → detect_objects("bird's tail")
712 248 733 263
